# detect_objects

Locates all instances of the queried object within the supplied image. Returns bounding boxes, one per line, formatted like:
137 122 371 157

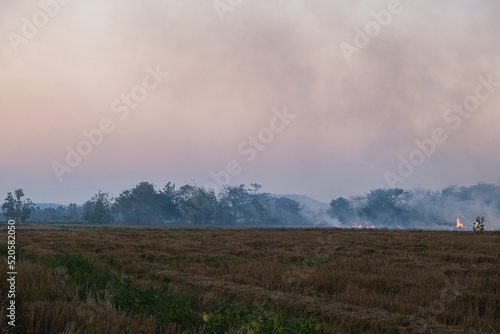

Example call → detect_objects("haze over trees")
328 183 500 229
2 182 499 229
107 182 305 226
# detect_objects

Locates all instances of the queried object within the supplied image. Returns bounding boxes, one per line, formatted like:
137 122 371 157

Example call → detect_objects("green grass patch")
200 308 323 334
39 252 325 333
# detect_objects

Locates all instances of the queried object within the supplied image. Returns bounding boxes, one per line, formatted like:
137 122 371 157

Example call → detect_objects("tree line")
2 182 499 229
1 182 304 226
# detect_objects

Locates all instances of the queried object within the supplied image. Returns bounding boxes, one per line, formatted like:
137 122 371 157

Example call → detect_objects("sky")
1 0 499 205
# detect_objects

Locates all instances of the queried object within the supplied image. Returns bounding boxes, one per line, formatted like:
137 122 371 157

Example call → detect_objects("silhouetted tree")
215 186 237 225
216 185 303 225
67 203 80 221
221 185 252 223
83 191 112 224
2 189 34 222
361 188 405 226
328 197 354 224
114 182 163 225
249 183 262 193
158 182 180 222
272 197 303 224
176 185 217 224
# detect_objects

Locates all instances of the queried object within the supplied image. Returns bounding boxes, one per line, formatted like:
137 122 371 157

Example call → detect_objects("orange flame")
358 225 362 229
369 226 375 229
456 218 463 228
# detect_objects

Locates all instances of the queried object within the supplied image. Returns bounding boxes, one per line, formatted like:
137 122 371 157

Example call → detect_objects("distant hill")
271 194 329 211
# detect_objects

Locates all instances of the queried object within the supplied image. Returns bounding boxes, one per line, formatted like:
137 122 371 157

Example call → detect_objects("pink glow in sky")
1 0 499 204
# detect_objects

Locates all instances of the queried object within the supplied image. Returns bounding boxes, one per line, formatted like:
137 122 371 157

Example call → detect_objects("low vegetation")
1 226 499 333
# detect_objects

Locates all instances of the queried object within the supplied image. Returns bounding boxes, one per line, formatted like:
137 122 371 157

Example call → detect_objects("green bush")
200 307 323 334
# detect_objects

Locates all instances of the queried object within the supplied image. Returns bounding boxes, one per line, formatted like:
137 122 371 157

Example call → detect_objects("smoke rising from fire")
0 1 499 205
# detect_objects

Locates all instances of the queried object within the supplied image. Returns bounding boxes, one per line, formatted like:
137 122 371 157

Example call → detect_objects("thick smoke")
325 183 500 230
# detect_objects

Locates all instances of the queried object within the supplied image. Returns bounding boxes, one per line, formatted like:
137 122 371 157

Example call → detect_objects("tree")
176 185 217 224
361 188 406 226
215 186 237 225
67 203 80 221
249 183 262 193
2 189 34 222
158 182 180 222
272 197 303 224
350 195 367 212
83 191 112 224
248 193 269 222
113 189 134 223
216 186 303 225
114 182 164 225
328 197 354 224
221 185 252 223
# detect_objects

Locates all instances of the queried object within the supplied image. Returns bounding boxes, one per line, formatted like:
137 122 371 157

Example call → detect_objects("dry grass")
1 226 499 333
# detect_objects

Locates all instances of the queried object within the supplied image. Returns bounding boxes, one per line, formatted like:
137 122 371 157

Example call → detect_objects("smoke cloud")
0 0 499 205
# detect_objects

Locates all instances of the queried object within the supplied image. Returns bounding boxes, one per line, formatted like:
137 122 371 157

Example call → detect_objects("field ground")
1 226 499 333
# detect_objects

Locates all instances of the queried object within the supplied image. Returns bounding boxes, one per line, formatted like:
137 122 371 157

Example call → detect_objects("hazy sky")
1 0 499 205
